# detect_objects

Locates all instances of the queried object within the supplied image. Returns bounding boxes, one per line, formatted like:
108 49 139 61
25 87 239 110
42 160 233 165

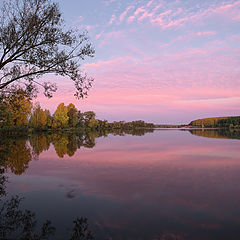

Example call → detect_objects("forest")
0 89 155 134
189 116 240 128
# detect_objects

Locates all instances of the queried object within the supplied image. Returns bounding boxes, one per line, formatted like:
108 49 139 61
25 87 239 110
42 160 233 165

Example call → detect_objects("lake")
1 129 240 240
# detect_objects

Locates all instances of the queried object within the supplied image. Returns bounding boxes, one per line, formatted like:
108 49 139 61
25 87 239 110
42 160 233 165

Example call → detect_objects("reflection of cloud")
17 133 240 230
8 132 240 238
26 134 240 204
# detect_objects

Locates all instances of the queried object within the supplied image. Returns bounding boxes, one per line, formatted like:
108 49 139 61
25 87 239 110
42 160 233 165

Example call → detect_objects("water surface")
1 129 240 239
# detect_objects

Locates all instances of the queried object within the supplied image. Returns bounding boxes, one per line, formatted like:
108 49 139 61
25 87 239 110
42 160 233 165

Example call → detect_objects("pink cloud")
96 31 104 40
109 14 116 25
196 31 216 36
127 6 148 23
119 6 134 23
123 0 240 29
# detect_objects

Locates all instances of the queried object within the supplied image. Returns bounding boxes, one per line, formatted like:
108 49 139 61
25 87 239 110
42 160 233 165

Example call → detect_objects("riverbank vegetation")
190 116 240 129
0 90 155 135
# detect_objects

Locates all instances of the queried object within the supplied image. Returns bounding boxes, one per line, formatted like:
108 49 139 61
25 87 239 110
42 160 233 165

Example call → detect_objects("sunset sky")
36 0 240 124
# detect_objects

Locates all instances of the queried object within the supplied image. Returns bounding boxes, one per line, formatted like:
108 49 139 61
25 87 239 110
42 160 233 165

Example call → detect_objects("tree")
67 103 78 127
0 97 12 127
53 103 69 128
82 111 96 128
3 89 32 126
44 109 52 128
29 103 47 129
0 0 95 98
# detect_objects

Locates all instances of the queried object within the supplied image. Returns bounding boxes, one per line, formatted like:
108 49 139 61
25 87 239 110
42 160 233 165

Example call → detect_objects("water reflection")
0 137 32 175
189 129 240 140
0 172 94 240
0 128 154 175
1 129 240 239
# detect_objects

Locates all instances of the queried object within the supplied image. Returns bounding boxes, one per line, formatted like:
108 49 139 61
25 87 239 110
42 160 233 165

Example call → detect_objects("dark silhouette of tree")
0 0 95 98
70 218 94 240
0 171 94 240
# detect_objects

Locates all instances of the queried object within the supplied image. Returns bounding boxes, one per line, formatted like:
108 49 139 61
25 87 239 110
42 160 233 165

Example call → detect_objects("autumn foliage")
190 116 240 128
0 91 155 132
190 117 228 127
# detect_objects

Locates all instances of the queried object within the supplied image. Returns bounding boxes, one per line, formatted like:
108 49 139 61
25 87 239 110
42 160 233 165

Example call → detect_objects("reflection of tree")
66 134 78 157
52 134 71 158
83 132 96 148
52 132 96 158
123 128 154 136
0 196 55 239
0 129 155 174
189 129 240 140
1 139 32 175
0 173 94 240
29 134 51 157
0 169 6 196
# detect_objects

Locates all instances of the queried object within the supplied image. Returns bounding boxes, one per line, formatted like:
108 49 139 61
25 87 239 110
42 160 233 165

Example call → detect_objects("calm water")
1 129 240 239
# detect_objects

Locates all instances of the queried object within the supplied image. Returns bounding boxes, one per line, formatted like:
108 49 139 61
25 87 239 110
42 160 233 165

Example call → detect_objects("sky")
35 0 240 124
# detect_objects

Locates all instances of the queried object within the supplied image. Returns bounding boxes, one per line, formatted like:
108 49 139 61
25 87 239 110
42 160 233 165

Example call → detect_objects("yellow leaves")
6 89 32 126
53 103 69 128
67 103 78 127
190 117 228 127
29 103 47 129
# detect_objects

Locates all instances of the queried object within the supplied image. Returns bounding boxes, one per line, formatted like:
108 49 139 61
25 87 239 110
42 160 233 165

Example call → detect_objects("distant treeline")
0 89 154 133
190 116 240 128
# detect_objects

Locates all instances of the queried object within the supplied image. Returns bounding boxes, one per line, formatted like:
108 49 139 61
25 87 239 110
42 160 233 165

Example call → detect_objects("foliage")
189 117 228 127
53 103 69 128
190 116 240 128
70 217 94 240
1 89 32 126
67 103 78 127
0 0 95 98
0 97 12 127
0 94 156 132
29 103 47 129
0 188 94 239
45 109 52 128
217 116 240 128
